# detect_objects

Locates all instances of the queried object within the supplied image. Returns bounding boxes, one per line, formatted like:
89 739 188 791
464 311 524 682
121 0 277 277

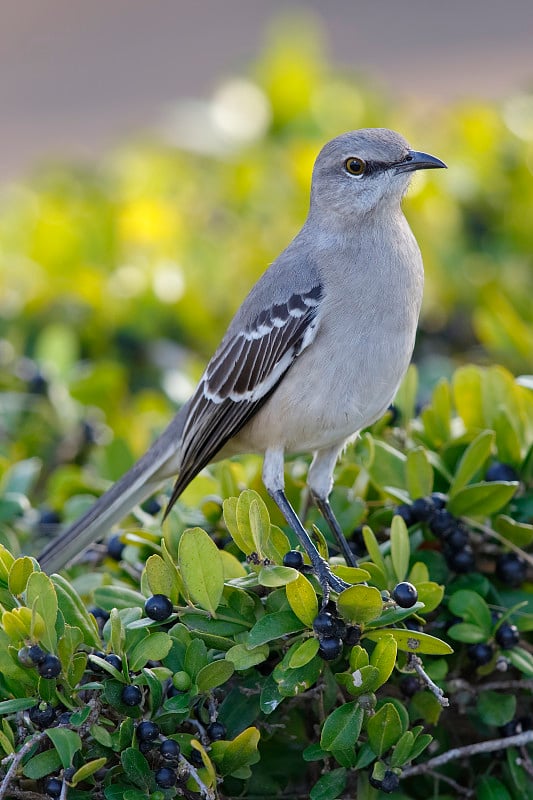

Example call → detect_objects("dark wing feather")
165 284 323 509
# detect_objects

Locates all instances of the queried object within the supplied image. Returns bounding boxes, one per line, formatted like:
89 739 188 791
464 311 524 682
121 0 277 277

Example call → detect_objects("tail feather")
38 404 189 573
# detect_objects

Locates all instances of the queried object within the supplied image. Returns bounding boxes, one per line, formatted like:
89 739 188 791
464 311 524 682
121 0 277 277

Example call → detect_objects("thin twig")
447 677 533 695
407 654 449 707
468 519 533 569
179 755 216 799
426 769 474 797
401 729 533 778
518 746 533 779
0 731 48 800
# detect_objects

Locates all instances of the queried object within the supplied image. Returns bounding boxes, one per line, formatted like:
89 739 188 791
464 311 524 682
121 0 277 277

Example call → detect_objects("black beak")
395 149 447 173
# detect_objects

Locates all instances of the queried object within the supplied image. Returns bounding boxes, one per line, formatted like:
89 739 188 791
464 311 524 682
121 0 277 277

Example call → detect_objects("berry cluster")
18 645 61 679
467 617 521 666
312 605 361 661
396 493 475 573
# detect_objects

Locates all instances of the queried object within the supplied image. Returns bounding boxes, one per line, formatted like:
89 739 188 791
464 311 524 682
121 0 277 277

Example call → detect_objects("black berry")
136 720 160 742
207 721 226 741
467 643 494 666
381 770 400 794
189 748 204 766
27 371 48 395
411 497 435 522
38 654 61 679
141 497 162 516
107 534 125 560
105 653 123 671
139 740 152 754
444 521 470 550
392 582 418 608
343 625 361 646
282 550 304 569
121 685 143 707
27 645 46 665
318 637 343 661
44 777 62 798
495 622 519 649
155 767 177 788
38 509 62 533
486 462 520 482
446 546 476 573
404 619 423 632
313 612 337 638
430 492 448 510
160 738 181 760
400 675 420 697
395 504 416 527
89 607 110 623
499 719 521 737
496 553 527 588
144 594 174 622
429 509 456 538
29 702 56 729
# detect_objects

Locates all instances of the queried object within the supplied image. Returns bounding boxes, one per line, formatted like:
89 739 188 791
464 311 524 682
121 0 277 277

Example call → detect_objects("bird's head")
309 128 446 220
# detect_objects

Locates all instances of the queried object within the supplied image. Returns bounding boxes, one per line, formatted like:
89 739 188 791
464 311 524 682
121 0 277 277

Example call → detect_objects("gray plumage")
38 128 446 584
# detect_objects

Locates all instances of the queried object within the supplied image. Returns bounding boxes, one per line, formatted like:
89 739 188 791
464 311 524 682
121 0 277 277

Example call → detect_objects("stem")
407 654 449 707
401 729 533 778
0 731 48 800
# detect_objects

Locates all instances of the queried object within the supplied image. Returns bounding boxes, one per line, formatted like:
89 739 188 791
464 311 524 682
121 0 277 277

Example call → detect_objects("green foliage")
0 20 532 800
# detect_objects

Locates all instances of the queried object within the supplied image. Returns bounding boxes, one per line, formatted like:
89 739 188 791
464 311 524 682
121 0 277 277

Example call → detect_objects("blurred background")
1 1 533 523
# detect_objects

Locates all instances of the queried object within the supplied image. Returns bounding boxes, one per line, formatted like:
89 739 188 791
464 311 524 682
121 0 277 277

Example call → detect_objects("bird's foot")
314 557 350 607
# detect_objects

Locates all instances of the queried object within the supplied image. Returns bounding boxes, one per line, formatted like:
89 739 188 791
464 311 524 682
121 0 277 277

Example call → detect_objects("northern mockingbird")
38 128 446 596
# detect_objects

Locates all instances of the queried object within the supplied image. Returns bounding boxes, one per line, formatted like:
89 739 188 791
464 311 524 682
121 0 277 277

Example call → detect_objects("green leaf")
408 732 433 761
46 728 82 768
366 702 402 756
448 481 518 516
449 430 495 496
337 584 383 625
447 622 487 643
128 632 172 671
274 656 322 697
0 698 37 714
248 610 306 647
184 638 208 679
477 690 516 727
320 701 364 753
415 581 444 614
178 527 224 615
120 748 153 792
25 571 58 651
370 634 397 686
70 758 108 786
145 554 177 603
405 447 433 500
8 557 34 596
448 590 492 635
331 566 371 583
337 665 380 696
494 515 533 548
210 727 260 776
362 525 386 575
258 565 299 587
390 516 410 583
453 365 483 429
262 524 291 565
225 642 269 670
390 730 415 768
506 646 533 677
288 637 320 668
196 659 234 692
52 574 101 648
223 496 254 555
310 768 347 800
364 629 453 655
22 748 62 779
286 573 318 626
477 776 512 800
94 586 146 611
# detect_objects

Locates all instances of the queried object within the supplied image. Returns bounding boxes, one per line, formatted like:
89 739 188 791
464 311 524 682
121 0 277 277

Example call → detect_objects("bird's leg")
311 493 358 568
262 449 348 601
308 445 358 568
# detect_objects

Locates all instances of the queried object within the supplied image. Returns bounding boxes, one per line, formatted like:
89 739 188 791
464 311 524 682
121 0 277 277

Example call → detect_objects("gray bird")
38 128 446 595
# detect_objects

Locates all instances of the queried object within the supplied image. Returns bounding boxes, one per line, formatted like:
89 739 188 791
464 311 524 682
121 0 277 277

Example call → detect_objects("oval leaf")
449 430 495 496
390 515 410 583
196 659 235 692
286 574 318 626
178 527 224 614
364 629 453 655
338 585 383 625
367 702 402 755
129 632 173 671
448 481 518 517
320 701 364 752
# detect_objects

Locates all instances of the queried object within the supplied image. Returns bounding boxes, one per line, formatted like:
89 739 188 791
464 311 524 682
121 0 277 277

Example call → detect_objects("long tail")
37 405 189 573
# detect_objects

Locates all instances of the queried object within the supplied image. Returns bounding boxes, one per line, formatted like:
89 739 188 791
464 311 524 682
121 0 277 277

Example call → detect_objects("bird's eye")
344 157 366 176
